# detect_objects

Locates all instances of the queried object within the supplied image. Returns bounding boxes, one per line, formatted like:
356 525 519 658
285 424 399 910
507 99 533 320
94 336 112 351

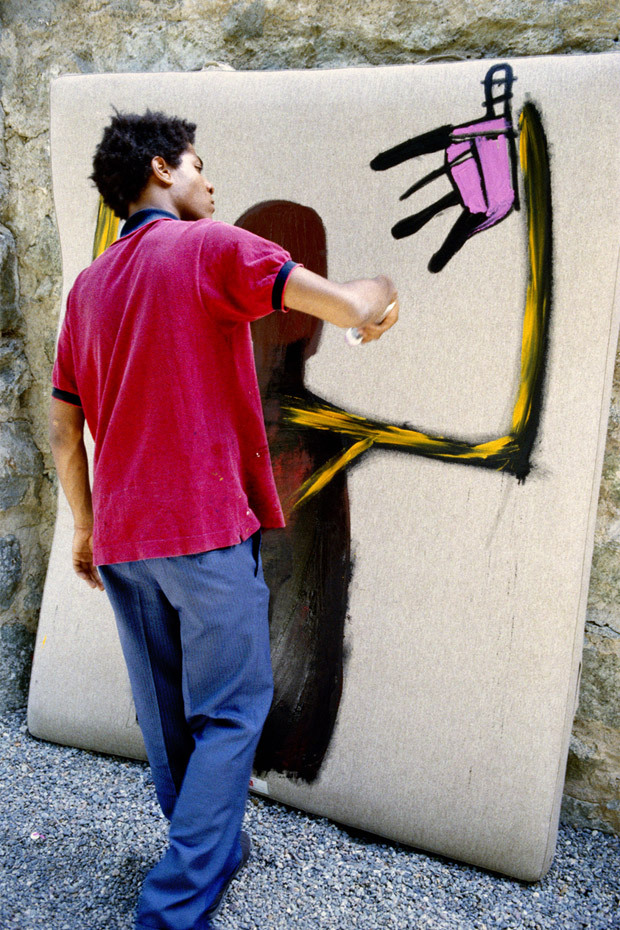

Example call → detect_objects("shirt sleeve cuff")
271 260 299 312
52 386 82 407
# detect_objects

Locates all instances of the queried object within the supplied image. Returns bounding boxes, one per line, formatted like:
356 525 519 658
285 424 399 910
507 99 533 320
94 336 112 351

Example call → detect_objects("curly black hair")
90 109 197 219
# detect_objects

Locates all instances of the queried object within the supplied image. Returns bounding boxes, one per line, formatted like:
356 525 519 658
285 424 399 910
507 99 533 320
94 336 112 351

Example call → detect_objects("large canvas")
29 54 620 880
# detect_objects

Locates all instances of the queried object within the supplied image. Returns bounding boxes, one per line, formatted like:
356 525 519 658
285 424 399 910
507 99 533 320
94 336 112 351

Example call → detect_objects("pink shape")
446 116 515 230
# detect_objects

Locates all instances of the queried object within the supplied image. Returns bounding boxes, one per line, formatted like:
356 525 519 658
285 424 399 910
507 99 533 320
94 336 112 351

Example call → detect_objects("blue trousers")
99 532 273 930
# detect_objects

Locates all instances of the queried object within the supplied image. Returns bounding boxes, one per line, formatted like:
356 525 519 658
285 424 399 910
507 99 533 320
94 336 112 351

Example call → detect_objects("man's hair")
90 109 197 219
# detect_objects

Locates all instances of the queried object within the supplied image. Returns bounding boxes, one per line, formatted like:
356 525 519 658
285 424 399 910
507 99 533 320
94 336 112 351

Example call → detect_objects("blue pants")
99 533 273 930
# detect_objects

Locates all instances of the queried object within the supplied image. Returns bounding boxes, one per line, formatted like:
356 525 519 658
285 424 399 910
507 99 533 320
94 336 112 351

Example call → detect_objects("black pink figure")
371 63 519 272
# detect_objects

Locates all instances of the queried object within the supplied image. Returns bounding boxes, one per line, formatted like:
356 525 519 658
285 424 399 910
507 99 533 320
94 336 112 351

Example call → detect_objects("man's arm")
282 267 399 344
48 398 103 591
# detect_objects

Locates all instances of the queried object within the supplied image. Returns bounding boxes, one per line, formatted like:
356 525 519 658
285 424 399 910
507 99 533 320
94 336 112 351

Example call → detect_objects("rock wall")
0 0 618 831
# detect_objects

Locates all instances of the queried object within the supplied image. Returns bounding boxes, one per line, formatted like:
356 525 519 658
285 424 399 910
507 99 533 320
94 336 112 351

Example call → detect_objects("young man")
49 110 398 930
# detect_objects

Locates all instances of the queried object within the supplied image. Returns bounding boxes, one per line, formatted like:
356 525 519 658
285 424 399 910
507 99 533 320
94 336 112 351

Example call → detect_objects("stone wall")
0 0 618 831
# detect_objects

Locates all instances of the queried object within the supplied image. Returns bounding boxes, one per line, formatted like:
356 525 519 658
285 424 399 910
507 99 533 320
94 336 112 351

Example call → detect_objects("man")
49 109 398 930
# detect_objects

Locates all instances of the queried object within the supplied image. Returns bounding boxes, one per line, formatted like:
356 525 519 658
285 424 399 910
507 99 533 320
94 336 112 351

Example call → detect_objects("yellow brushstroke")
286 403 517 458
92 197 119 260
284 103 550 507
292 438 375 507
41 635 46 647
511 104 549 437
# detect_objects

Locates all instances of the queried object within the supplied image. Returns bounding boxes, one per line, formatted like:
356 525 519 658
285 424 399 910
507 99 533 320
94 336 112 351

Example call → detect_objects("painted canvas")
29 55 620 880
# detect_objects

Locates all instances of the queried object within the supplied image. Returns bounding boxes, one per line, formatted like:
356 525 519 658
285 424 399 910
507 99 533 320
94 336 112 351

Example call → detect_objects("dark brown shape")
235 201 350 781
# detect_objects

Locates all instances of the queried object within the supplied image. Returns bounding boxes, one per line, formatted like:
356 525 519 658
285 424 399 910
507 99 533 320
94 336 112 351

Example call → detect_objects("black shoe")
205 830 251 921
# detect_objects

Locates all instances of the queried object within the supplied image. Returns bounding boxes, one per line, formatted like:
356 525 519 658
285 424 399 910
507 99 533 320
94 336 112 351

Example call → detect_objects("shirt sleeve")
206 224 299 325
52 309 82 407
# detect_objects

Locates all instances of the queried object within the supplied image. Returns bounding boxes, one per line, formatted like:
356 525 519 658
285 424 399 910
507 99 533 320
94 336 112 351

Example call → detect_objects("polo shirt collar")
120 208 179 237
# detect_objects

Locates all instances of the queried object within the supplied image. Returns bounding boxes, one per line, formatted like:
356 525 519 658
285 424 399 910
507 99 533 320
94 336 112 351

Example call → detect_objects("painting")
31 56 620 879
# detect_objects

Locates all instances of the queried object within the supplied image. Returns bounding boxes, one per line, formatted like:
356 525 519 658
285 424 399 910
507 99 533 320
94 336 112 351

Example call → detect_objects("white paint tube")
345 301 396 347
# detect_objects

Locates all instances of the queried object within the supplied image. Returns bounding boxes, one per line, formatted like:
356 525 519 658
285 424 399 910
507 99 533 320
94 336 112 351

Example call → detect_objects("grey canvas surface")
29 54 620 880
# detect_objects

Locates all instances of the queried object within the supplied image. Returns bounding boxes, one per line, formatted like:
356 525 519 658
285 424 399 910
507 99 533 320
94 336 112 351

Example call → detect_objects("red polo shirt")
52 214 296 565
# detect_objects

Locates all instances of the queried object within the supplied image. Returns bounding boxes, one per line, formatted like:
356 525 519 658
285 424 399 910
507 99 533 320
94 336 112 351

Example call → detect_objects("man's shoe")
205 830 251 920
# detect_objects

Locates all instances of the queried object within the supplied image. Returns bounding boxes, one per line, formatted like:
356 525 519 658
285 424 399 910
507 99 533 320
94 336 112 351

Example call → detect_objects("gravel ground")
1 706 619 930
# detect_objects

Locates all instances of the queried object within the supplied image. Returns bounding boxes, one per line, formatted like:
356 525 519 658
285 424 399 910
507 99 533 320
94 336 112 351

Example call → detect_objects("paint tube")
345 301 396 346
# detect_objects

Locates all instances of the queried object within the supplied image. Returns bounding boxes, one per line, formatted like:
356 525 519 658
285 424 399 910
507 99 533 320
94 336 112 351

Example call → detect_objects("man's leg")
99 559 194 819
102 533 273 930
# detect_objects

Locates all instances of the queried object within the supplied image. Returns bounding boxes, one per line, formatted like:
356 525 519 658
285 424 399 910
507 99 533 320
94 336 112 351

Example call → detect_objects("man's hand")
356 296 399 344
72 527 104 590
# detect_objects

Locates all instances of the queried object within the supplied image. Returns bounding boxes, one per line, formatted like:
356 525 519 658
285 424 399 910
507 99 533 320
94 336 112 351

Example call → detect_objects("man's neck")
127 190 180 220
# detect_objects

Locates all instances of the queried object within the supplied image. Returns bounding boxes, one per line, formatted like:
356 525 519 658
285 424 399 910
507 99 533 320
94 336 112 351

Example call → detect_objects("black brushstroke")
370 124 454 170
427 210 488 272
235 201 350 782
506 101 552 481
391 190 460 240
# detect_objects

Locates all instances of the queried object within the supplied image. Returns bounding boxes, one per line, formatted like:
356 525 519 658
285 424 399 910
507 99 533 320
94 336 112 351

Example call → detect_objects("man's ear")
150 156 173 187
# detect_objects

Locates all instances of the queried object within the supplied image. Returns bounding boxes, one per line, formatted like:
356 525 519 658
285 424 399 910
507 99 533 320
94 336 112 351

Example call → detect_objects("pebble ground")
1 707 619 930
